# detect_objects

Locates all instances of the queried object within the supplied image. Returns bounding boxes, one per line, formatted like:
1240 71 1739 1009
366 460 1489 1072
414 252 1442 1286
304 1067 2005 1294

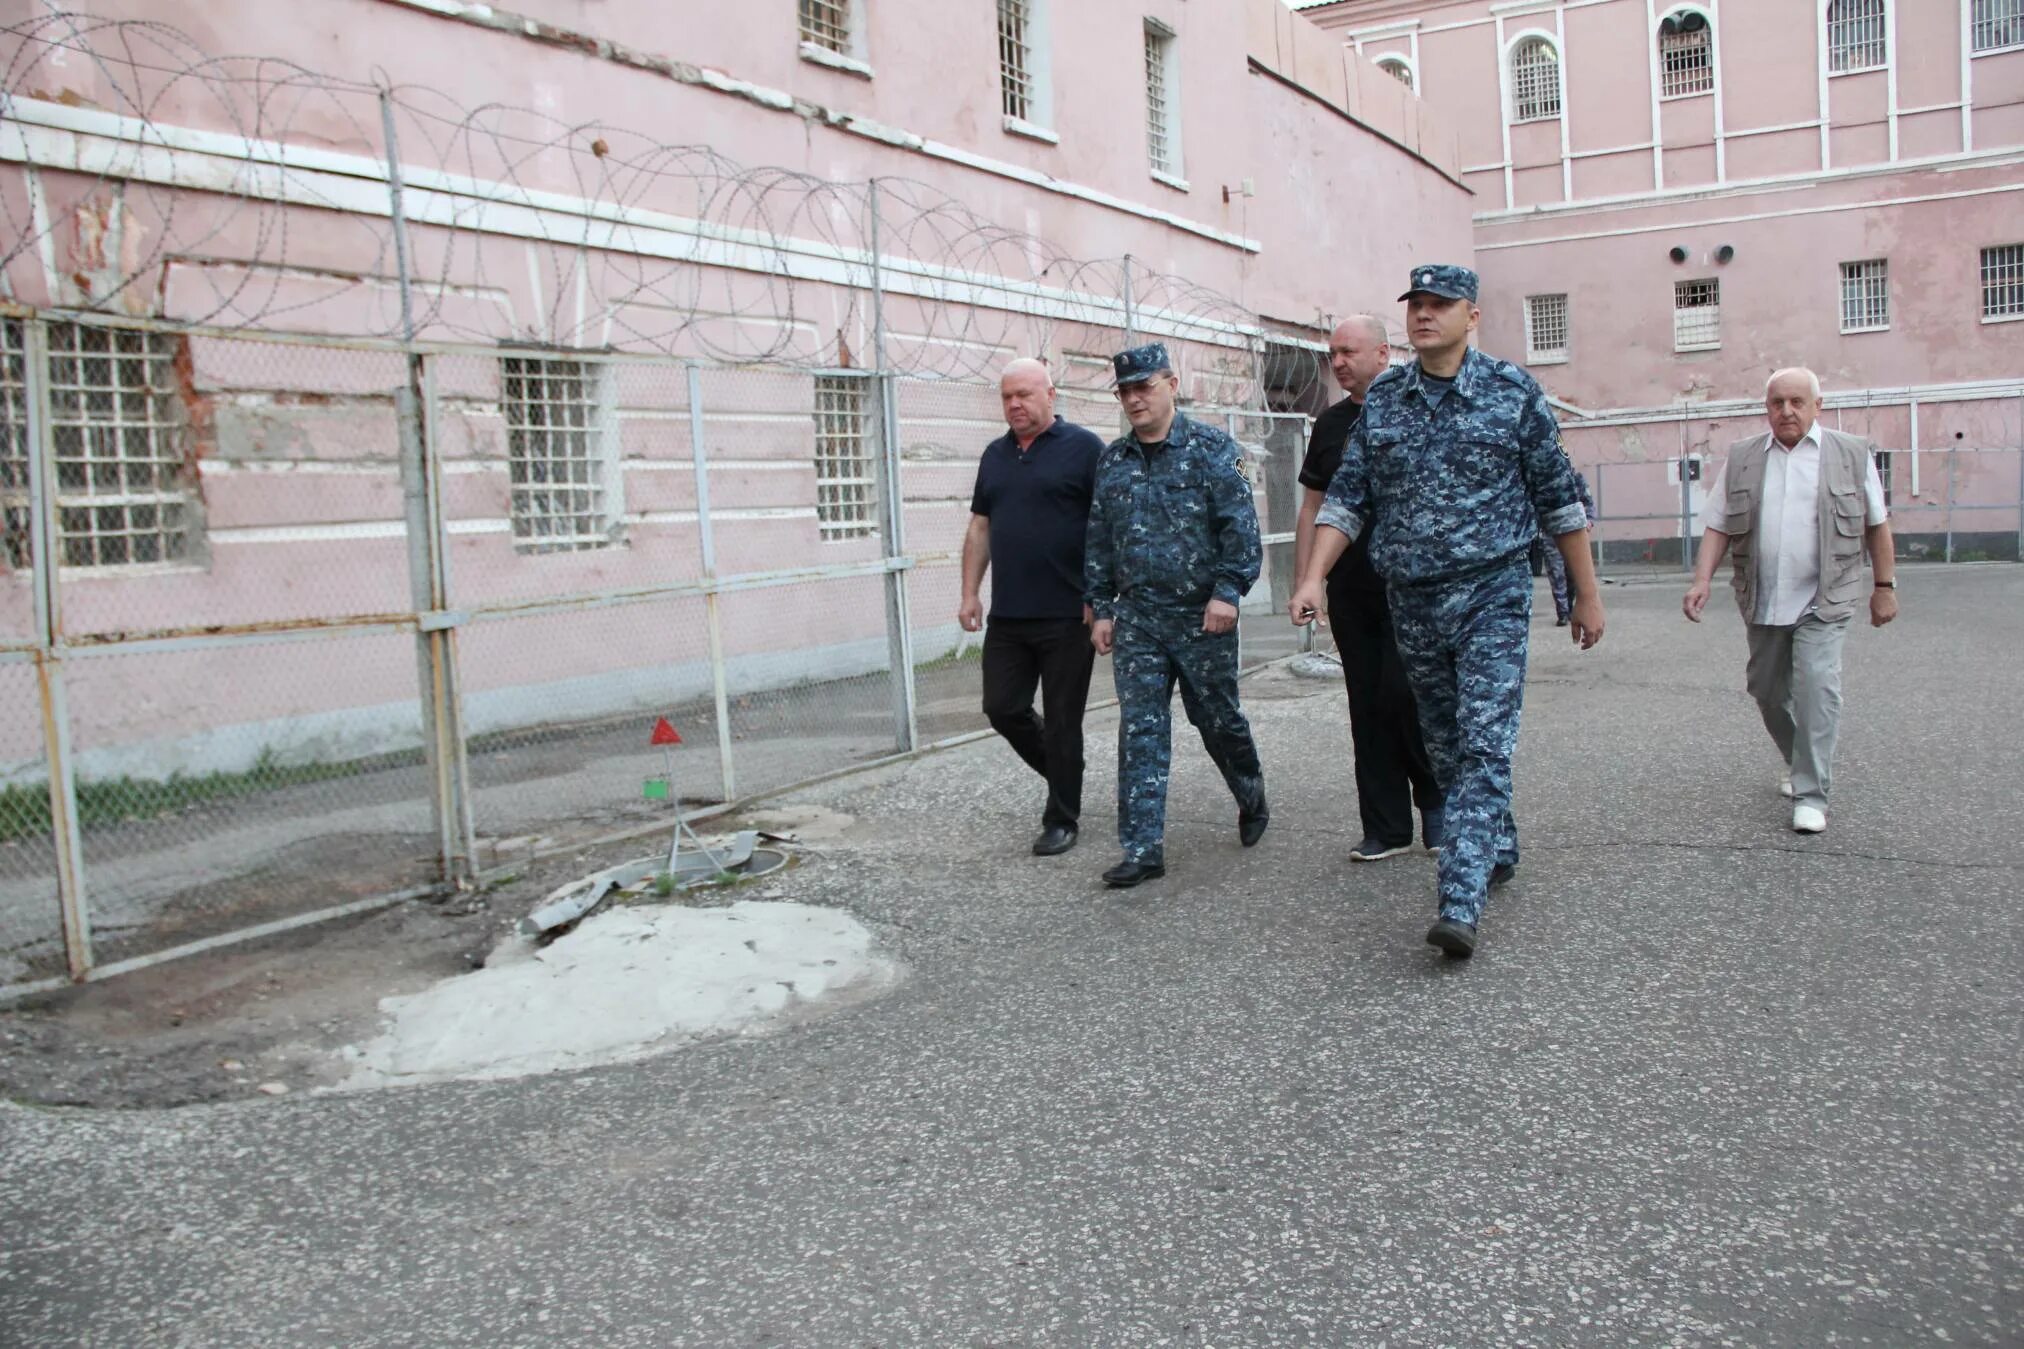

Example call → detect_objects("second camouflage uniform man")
1085 343 1268 888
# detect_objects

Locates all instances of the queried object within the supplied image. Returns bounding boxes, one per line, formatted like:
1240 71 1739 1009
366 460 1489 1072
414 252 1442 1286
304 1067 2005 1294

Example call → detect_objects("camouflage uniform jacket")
1318 348 1588 588
1085 412 1261 622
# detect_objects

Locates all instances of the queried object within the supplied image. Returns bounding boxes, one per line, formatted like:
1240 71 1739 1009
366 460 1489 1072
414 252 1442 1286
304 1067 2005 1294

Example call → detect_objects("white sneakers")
1778 775 1794 799
1791 805 1826 834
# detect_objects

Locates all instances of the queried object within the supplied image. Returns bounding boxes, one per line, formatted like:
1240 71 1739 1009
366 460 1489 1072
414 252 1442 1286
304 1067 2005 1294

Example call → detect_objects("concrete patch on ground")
338 899 899 1090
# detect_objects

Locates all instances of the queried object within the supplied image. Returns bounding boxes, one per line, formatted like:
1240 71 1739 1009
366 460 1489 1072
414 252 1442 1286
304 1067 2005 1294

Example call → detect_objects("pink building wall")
0 0 1475 779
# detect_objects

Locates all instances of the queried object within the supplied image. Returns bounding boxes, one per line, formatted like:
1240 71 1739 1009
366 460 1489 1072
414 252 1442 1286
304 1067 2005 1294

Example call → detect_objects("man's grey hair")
1331 314 1390 346
1765 367 1822 400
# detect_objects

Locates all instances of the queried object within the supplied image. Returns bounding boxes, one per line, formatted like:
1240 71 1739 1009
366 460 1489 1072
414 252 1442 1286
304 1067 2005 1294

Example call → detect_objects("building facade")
1304 0 2024 558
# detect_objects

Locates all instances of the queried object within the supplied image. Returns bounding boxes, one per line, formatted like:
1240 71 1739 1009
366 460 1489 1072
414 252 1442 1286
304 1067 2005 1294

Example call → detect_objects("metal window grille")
1673 278 1721 350
999 0 1035 121
799 0 851 54
1983 243 2024 319
1839 259 1890 332
1376 57 1414 91
1827 0 1887 72
1510 38 1562 122
1659 15 1713 98
1973 0 2024 51
1145 25 1177 175
813 374 878 538
1525 294 1570 361
502 355 613 553
0 321 198 569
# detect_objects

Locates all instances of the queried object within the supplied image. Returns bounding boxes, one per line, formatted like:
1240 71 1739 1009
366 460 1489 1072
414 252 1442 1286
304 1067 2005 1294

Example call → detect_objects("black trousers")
982 616 1097 830
1330 578 1444 846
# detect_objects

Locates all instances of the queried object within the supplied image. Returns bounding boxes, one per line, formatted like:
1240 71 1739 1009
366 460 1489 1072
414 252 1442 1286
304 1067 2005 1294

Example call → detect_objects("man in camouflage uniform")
1290 266 1606 958
1085 343 1267 888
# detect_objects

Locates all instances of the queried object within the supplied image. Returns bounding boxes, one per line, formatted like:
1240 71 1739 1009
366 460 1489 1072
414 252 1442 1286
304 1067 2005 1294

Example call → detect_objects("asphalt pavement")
3 567 2019 1346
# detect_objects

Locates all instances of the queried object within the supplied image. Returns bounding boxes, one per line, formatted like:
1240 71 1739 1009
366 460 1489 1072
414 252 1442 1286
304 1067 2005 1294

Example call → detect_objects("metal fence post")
1945 449 1956 564
1122 254 1137 347
22 318 92 979
866 180 918 752
687 363 737 799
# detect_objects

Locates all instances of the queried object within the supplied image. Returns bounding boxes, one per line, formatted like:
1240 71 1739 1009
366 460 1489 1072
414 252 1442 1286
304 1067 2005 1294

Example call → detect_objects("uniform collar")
1403 347 1487 405
1133 410 1191 452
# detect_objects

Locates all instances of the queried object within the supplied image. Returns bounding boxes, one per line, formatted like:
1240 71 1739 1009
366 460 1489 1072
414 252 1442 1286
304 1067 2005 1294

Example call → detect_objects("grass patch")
0 746 427 845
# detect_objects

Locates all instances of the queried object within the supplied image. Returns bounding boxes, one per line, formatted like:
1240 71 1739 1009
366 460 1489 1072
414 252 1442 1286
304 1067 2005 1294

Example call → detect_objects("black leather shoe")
1490 861 1517 888
1102 859 1165 888
1031 825 1078 857
1238 796 1269 848
1426 918 1478 958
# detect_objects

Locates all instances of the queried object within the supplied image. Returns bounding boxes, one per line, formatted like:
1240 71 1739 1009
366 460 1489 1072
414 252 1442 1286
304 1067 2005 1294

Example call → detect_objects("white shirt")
1698 425 1888 626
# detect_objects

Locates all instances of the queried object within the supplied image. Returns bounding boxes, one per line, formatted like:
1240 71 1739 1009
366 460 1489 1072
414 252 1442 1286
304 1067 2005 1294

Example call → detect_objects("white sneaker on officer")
1791 805 1826 834
1778 775 1794 799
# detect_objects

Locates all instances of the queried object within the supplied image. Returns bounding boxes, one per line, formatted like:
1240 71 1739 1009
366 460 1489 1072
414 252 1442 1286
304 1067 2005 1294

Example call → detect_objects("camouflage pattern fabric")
1085 412 1261 625
1111 618 1264 864
1316 347 1588 587
1086 412 1264 861
1390 561 1532 926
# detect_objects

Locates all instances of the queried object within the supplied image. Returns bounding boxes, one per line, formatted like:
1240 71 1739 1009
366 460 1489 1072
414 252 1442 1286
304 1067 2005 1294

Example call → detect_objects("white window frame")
1507 33 1563 123
0 318 201 572
1838 259 1890 333
1144 18 1186 189
1657 7 1715 100
1826 0 1888 75
1374 55 1416 92
799 0 871 76
1982 243 2024 323
1971 0 2024 54
500 353 623 555
998 0 1055 140
1673 278 1722 352
1524 293 1570 365
812 373 880 539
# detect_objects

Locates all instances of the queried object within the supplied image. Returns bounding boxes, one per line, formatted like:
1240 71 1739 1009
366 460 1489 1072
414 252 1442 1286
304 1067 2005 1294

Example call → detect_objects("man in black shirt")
1292 316 1445 861
959 358 1106 856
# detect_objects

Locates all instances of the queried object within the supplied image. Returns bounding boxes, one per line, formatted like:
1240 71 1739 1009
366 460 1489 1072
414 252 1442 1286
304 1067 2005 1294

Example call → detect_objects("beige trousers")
1744 615 1851 812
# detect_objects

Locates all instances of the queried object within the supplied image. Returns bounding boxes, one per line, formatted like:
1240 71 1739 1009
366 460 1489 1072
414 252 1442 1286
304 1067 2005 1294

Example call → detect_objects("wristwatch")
1874 580 1896 589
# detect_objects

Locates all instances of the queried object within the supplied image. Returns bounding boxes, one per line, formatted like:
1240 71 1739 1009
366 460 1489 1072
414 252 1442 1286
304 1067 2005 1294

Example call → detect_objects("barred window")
1524 294 1570 363
1658 11 1713 98
501 355 617 554
1145 20 1180 178
799 0 852 55
1983 243 2024 320
1973 0 2024 52
1839 259 1890 332
999 0 1035 121
1673 279 1721 351
1827 0 1887 73
0 320 198 570
1510 37 1562 122
813 374 878 538
1376 57 1415 92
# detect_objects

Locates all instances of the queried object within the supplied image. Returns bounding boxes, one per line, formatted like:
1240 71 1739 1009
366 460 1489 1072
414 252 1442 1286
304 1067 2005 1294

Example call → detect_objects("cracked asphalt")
2 567 2019 1346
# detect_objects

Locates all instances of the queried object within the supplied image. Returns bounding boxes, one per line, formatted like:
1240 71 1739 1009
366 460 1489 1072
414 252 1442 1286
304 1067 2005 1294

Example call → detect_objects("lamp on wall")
1715 244 1735 264
1669 246 1689 263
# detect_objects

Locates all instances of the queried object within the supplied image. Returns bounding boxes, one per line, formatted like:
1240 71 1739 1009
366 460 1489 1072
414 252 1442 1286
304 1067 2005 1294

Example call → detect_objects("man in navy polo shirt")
959 358 1107 856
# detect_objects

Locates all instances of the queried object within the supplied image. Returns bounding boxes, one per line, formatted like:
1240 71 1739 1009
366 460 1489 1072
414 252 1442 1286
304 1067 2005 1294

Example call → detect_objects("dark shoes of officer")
1490 861 1516 888
1426 918 1478 958
1103 859 1165 888
1349 837 1412 862
1238 789 1269 848
1032 825 1078 857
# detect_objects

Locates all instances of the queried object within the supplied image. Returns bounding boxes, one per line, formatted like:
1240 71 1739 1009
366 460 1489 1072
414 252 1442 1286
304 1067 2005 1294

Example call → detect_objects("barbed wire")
0 10 1322 403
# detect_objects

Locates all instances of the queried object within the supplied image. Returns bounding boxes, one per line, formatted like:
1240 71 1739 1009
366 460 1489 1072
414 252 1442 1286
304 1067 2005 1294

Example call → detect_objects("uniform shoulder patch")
1370 365 1407 389
1490 358 1537 390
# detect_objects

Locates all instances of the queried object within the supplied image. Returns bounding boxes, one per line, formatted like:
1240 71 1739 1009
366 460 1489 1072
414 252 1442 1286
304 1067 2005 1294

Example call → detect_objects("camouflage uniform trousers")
1111 611 1265 864
1388 559 1533 927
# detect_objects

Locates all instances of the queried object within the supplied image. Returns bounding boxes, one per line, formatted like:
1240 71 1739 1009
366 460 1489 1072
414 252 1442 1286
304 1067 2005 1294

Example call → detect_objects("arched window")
1658 9 1713 98
1827 0 1888 72
1375 56 1415 92
1509 36 1561 122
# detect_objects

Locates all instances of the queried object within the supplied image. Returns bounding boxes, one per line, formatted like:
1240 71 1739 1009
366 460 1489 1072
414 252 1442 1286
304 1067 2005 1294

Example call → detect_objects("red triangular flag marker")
650 717 682 746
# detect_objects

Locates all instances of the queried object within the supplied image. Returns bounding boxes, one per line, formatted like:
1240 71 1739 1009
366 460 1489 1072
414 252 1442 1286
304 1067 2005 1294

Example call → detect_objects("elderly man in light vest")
1683 367 1898 834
